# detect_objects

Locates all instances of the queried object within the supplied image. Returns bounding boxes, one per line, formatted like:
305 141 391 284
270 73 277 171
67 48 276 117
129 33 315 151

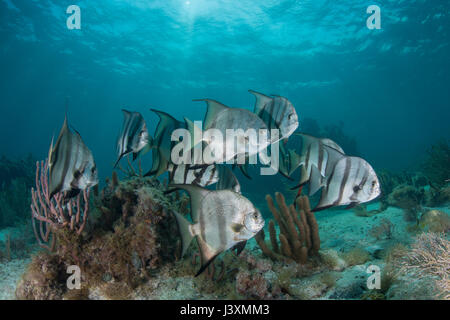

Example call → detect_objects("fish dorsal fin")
48 136 55 167
195 236 221 277
308 165 324 196
121 109 132 120
248 90 273 115
169 184 210 223
294 132 317 152
321 138 345 154
151 109 182 137
51 115 70 164
193 99 229 129
323 144 345 176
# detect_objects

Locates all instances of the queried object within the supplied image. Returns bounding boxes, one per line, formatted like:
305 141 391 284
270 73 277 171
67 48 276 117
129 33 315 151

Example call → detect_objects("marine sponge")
341 247 370 267
418 210 450 233
388 184 424 222
255 193 320 264
369 218 395 240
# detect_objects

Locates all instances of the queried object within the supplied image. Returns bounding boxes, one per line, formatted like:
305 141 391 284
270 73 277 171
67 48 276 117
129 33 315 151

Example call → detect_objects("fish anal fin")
309 165 324 196
233 240 247 256
195 237 221 277
345 202 359 210
173 211 195 257
312 204 334 212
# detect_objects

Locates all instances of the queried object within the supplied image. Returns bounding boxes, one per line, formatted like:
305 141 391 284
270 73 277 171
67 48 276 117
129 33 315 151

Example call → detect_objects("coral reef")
387 185 424 223
256 193 320 264
422 140 450 190
17 172 185 300
418 210 450 233
424 185 450 207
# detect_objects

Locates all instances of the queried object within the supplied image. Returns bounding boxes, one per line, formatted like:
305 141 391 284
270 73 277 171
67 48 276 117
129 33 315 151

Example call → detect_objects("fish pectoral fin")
195 237 221 277
230 223 244 233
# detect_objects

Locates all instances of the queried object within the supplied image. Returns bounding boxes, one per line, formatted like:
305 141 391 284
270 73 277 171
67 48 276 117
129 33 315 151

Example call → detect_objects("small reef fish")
291 133 345 196
186 99 270 164
248 90 299 142
172 184 265 276
312 152 381 212
48 115 98 199
114 109 150 168
145 109 186 177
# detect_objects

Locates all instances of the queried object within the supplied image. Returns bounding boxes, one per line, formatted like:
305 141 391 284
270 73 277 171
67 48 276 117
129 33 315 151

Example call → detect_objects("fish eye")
252 212 258 219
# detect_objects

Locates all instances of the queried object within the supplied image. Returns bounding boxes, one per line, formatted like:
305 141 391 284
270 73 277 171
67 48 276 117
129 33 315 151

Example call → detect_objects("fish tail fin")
309 165 324 196
195 237 220 277
172 211 195 258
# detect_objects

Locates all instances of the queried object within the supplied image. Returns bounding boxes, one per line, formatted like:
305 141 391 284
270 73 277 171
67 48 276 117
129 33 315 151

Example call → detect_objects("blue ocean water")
1 1 450 302
0 0 449 183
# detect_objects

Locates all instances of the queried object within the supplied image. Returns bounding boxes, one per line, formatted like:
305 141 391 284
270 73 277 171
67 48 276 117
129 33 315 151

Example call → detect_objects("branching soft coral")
395 233 450 300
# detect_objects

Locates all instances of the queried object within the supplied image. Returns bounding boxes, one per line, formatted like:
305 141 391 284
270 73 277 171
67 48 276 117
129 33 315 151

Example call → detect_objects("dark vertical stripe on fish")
318 142 324 173
206 165 216 186
335 157 351 205
304 144 312 176
216 199 227 250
